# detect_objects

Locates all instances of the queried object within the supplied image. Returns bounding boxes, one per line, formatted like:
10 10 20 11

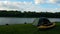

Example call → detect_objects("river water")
0 17 60 25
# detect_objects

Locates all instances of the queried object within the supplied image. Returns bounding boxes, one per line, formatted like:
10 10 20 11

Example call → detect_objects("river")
0 17 60 25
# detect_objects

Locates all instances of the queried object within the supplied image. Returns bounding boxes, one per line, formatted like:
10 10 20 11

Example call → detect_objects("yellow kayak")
38 23 55 29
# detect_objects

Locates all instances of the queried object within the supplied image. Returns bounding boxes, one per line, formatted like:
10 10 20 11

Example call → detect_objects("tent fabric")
33 17 51 26
33 18 39 26
38 17 51 26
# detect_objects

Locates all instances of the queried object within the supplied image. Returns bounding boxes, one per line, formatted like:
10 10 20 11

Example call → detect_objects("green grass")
0 22 60 34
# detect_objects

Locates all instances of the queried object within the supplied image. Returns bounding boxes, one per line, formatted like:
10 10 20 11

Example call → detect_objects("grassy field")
0 22 60 34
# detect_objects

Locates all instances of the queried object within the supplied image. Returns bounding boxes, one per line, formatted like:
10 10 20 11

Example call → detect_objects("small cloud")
34 0 60 5
34 0 46 4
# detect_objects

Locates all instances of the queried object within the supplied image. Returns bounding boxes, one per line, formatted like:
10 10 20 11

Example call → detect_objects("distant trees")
0 10 60 18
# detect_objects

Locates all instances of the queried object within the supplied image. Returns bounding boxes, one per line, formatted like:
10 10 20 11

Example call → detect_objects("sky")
0 0 60 12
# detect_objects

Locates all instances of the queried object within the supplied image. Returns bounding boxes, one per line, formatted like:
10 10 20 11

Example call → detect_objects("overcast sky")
0 0 60 12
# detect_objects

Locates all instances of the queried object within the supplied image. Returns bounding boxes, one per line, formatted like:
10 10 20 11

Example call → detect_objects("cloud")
49 0 60 4
35 0 46 4
0 0 59 12
0 1 33 11
42 8 60 12
34 0 60 5
0 1 45 12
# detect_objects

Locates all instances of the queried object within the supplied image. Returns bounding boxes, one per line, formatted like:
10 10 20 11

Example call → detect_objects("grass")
0 22 60 34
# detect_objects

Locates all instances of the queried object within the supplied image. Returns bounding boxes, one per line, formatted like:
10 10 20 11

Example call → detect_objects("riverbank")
0 22 60 34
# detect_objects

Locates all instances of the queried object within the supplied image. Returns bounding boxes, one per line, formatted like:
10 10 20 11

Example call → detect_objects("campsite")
0 11 59 34
0 0 60 34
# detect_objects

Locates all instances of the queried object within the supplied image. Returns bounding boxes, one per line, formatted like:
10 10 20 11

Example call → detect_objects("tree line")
0 10 60 18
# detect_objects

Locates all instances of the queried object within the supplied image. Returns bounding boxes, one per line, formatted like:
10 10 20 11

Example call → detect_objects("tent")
33 17 51 26
33 17 55 29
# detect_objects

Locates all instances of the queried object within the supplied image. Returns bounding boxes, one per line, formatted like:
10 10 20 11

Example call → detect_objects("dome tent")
33 17 51 26
33 17 55 29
